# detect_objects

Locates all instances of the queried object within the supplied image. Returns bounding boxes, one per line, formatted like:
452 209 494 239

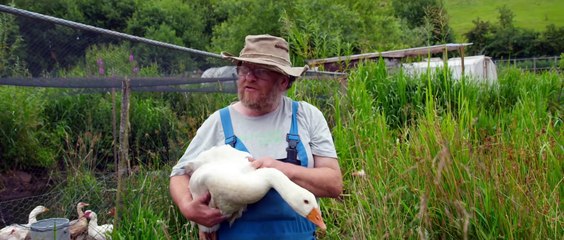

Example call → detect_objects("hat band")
239 53 292 66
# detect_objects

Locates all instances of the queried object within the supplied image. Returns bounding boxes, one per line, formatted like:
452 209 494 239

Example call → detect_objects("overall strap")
219 107 249 152
286 101 308 167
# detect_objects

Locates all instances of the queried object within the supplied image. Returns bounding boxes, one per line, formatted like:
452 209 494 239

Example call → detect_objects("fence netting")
0 4 240 93
0 5 344 232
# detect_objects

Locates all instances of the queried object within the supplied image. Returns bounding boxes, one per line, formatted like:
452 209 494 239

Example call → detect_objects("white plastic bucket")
30 218 70 240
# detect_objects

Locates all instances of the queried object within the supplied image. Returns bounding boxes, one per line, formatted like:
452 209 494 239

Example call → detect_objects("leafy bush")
112 167 194 239
560 53 564 70
52 171 115 220
0 87 57 170
466 7 564 58
129 95 180 167
0 12 31 78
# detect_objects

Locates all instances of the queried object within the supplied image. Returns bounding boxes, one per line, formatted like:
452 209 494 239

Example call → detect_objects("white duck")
84 210 113 240
0 205 49 240
184 145 326 238
69 202 90 240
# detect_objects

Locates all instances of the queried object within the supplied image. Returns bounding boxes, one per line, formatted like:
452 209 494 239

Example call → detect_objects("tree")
7 0 136 76
392 0 438 28
465 6 562 58
280 0 361 65
423 4 455 44
208 0 290 55
497 5 514 29
538 24 564 56
126 0 208 50
392 0 454 45
465 18 492 55
0 10 30 77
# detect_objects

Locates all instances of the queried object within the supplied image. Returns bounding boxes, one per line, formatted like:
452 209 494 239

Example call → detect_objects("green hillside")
445 0 564 41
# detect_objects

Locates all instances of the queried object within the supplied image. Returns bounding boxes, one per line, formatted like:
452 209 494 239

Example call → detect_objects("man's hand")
182 192 226 227
247 156 342 198
248 156 280 169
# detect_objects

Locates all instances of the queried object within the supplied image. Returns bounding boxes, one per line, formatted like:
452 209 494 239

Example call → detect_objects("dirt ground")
0 169 53 201
0 169 55 227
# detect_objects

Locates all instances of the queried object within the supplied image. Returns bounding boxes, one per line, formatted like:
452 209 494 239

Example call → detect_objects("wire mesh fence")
0 171 118 238
0 4 345 232
0 4 238 92
494 56 562 72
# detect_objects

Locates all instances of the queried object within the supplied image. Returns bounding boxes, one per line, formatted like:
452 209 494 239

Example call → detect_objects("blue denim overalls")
216 101 315 240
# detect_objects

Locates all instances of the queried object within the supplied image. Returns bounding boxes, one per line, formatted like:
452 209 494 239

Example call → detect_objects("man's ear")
278 76 290 90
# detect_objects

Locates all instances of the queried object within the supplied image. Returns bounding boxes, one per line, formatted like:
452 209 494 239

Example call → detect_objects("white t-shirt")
170 96 337 177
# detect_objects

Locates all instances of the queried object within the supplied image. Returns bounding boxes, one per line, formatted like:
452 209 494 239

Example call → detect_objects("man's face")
236 63 288 111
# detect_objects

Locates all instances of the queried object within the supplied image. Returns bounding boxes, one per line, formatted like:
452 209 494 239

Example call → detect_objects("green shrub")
558 53 564 70
129 95 180 167
0 87 57 170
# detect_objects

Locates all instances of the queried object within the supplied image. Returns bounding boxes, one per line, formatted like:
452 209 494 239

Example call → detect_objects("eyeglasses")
237 65 278 79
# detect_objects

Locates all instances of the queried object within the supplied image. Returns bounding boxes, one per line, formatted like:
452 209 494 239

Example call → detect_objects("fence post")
460 46 465 79
115 77 131 228
112 88 118 175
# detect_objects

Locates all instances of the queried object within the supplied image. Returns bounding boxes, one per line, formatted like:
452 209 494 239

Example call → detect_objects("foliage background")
0 0 562 239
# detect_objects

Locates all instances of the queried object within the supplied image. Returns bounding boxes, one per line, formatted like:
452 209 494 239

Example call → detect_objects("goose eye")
304 199 309 204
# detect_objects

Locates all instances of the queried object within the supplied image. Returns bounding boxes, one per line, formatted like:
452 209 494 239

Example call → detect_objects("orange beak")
306 207 326 230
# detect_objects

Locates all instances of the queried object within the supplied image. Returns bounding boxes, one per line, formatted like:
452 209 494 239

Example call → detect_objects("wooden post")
115 78 131 228
111 88 118 174
460 46 465 79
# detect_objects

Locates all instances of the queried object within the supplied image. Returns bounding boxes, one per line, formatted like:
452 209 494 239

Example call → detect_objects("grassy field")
444 0 564 40
106 63 559 239
2 63 561 239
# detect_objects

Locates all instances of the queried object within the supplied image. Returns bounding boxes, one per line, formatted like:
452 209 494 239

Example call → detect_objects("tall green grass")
321 62 562 239
0 87 57 170
103 63 561 239
7 62 560 239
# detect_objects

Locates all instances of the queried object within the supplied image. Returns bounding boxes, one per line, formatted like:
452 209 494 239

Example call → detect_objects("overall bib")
216 101 316 240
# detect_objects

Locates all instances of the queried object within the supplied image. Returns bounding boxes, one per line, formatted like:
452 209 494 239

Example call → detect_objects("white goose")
184 145 326 237
0 205 49 240
84 210 113 240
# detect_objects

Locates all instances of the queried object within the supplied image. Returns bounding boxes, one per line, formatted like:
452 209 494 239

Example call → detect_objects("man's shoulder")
283 96 318 111
281 97 324 121
199 109 223 128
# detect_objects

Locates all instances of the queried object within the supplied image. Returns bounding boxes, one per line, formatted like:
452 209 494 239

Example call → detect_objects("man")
169 34 343 239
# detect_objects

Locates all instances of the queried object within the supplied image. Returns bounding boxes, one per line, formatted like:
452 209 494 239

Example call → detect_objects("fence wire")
0 5 343 91
494 56 561 72
0 4 239 94
0 5 345 229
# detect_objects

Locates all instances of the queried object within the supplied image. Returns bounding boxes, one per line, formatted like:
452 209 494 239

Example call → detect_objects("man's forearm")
279 156 342 198
286 166 342 198
170 174 193 213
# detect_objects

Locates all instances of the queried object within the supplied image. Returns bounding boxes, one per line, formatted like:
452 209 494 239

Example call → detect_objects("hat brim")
221 52 308 77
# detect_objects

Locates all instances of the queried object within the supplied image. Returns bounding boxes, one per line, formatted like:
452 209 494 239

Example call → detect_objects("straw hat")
221 34 308 78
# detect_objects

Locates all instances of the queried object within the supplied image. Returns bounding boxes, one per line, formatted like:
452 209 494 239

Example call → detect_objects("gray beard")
238 89 280 113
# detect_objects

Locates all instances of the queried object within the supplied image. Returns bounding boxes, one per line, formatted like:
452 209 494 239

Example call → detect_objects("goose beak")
306 207 326 230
